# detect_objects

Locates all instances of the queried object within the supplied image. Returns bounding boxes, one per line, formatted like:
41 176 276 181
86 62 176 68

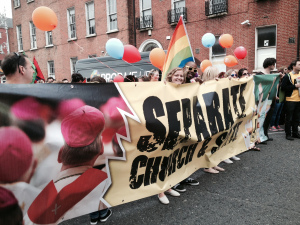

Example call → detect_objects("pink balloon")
113 75 124 82
122 45 141 63
234 46 247 59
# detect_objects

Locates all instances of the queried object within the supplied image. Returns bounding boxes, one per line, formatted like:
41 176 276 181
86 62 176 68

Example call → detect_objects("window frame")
29 21 37 50
70 57 78 74
14 0 20 8
85 2 96 36
45 31 53 47
47 61 55 79
172 0 185 9
106 0 118 32
16 25 23 51
211 35 226 57
67 7 77 40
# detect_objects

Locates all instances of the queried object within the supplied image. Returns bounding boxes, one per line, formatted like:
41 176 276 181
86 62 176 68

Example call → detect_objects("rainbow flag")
161 15 194 81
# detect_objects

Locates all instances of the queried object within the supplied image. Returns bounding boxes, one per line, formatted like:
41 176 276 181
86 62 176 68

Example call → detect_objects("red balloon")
113 75 124 82
224 55 238 67
122 45 141 63
234 46 247 59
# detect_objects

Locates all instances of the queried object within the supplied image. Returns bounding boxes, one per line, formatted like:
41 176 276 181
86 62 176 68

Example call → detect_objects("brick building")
7 0 300 81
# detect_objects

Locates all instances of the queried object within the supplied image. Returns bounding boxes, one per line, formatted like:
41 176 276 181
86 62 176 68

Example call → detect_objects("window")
107 0 117 31
138 0 152 29
30 21 37 49
45 31 53 46
0 32 2 38
173 0 185 9
212 36 226 56
168 0 186 24
0 45 3 54
257 26 276 48
16 25 23 51
67 7 76 39
14 0 20 8
86 2 95 35
205 0 228 17
70 57 78 74
47 61 55 79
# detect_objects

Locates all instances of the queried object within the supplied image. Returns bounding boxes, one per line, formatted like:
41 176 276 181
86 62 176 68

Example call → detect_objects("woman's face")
171 70 184 84
241 70 249 78
231 71 237 78
150 72 159 81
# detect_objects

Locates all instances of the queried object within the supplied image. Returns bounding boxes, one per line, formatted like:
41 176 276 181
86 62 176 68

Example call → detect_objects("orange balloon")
200 59 212 72
32 6 58 31
219 34 233 48
224 55 238 67
149 48 165 70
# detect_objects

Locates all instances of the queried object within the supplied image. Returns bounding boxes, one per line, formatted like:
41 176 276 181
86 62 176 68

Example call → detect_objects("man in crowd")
183 61 199 83
281 60 300 140
71 73 85 83
26 105 110 224
47 77 55 83
1 52 35 84
257 57 277 143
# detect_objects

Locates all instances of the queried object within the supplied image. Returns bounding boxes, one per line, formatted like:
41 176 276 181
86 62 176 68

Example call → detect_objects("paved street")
62 130 300 225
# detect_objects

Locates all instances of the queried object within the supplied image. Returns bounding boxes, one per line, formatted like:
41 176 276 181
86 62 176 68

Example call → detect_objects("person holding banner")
158 68 186 204
148 69 160 82
1 52 35 84
281 60 300 140
26 105 110 224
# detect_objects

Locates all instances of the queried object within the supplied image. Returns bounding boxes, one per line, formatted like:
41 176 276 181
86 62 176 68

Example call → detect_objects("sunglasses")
231 74 237 77
185 66 198 73
14 52 21 73
242 73 250 76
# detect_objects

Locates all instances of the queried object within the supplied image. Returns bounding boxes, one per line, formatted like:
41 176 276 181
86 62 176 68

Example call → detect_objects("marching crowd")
0 52 300 225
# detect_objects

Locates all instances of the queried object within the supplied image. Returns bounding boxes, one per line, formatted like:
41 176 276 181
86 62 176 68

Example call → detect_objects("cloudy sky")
0 0 12 18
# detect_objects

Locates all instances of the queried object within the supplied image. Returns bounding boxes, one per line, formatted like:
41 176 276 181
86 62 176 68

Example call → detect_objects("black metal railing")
167 7 187 24
136 15 153 30
205 0 228 17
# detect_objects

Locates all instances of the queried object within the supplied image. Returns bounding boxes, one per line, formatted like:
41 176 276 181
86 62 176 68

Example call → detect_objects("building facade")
7 0 300 81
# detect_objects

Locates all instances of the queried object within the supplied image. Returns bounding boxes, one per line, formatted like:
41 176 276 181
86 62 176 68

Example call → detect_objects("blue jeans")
90 209 108 220
270 102 284 127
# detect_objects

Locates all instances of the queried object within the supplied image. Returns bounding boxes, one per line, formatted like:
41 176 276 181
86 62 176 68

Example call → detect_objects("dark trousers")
285 101 300 136
263 98 276 138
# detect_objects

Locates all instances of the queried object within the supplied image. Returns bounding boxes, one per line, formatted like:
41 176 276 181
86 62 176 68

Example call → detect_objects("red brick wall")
9 0 300 80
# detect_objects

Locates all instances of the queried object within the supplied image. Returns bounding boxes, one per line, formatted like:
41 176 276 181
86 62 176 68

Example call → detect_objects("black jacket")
281 73 298 97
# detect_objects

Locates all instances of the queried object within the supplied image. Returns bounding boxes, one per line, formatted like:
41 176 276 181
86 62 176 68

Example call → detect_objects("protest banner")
0 75 278 224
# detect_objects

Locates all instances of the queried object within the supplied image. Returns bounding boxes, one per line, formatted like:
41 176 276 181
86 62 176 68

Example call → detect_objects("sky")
0 0 12 18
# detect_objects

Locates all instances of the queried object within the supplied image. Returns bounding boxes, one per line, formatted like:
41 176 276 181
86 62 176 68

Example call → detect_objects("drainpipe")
297 0 300 60
133 0 137 47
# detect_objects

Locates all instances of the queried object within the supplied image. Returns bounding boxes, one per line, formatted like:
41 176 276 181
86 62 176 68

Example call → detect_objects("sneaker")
90 218 98 225
166 189 180 197
276 126 284 131
231 156 240 161
286 135 294 141
223 158 233 164
99 209 112 223
269 126 278 131
181 177 199 186
172 183 186 192
158 194 169 204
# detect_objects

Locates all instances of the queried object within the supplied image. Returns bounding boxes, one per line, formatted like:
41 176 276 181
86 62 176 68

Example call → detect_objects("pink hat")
11 97 41 120
100 96 128 122
0 127 33 183
61 105 105 147
57 98 86 119
0 187 18 212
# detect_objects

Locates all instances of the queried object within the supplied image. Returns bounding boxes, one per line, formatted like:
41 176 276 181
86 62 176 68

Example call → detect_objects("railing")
205 0 228 17
136 15 153 30
167 7 187 24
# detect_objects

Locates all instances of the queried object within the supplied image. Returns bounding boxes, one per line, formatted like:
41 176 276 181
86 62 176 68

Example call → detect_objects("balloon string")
61 32 120 74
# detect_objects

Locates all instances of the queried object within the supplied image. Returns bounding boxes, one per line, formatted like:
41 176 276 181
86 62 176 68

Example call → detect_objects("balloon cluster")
200 33 248 71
